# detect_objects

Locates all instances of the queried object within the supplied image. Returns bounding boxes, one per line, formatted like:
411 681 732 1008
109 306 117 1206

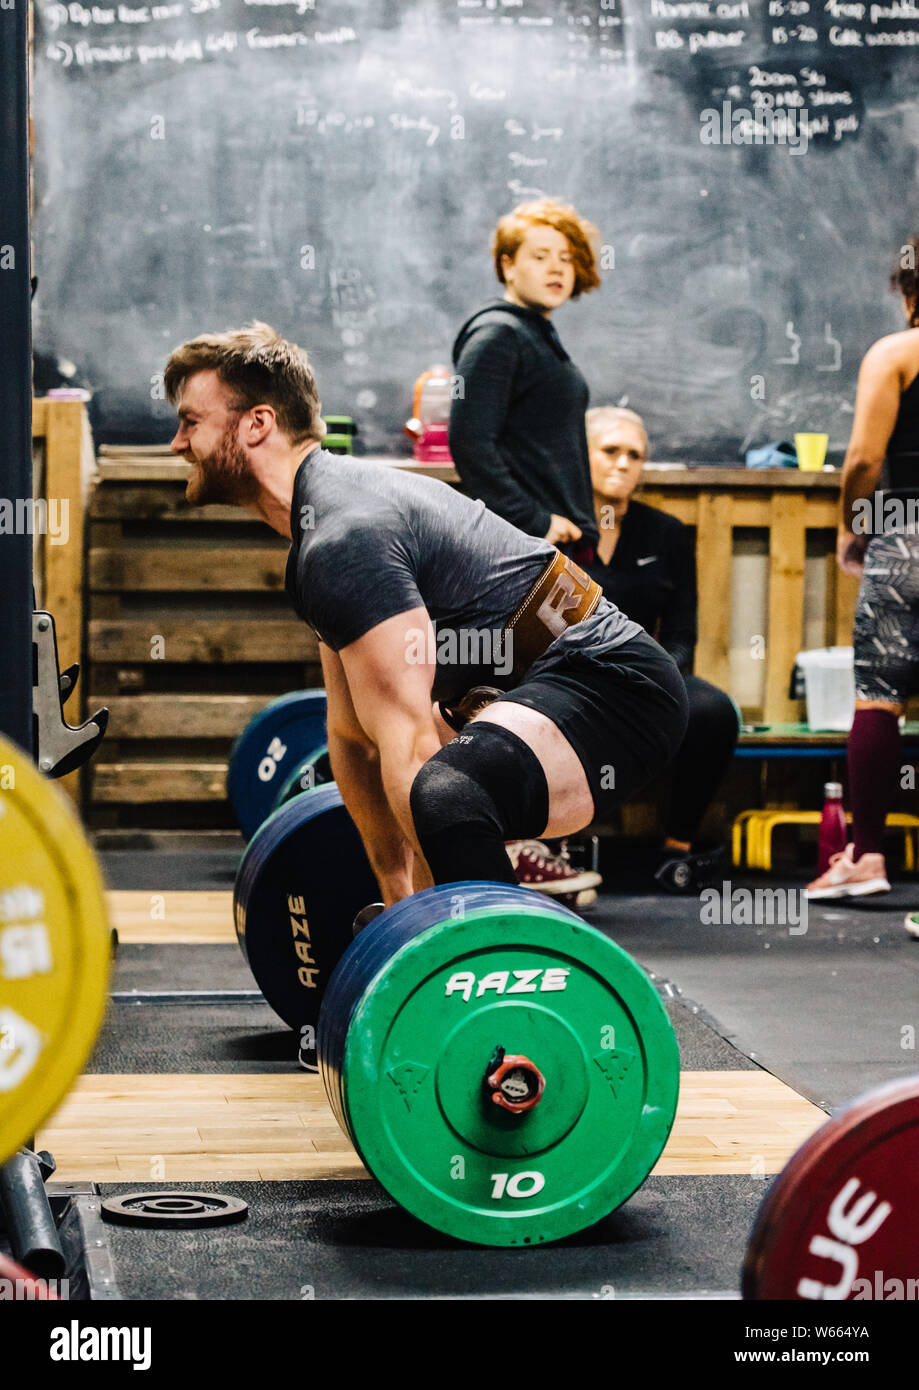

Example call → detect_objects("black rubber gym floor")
604 887 919 1110
73 847 918 1301
89 1176 758 1300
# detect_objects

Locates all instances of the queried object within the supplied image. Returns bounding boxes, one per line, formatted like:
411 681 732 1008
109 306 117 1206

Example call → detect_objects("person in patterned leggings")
807 238 919 914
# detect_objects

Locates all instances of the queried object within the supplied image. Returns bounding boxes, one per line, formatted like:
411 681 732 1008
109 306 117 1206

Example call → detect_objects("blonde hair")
585 406 649 452
164 321 324 445
491 198 601 298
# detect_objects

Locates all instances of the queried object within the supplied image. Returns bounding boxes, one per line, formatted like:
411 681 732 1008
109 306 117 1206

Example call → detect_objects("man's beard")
185 426 260 507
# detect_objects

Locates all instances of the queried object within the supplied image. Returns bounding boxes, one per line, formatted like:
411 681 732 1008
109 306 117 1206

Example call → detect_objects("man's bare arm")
337 607 443 874
318 642 418 904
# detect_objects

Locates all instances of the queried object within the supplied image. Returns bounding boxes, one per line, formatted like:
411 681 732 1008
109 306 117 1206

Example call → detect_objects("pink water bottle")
817 781 847 875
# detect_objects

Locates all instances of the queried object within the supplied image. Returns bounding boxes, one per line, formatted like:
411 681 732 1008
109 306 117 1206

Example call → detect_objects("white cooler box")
795 647 855 731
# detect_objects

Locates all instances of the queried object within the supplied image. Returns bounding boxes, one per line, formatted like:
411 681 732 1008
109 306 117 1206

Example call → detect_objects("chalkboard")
31 0 919 460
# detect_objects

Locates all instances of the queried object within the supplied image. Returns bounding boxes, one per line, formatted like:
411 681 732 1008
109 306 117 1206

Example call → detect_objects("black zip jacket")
449 299 598 547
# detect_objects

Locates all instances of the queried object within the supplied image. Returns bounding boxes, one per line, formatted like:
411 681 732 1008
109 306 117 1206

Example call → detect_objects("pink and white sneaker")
506 840 603 898
805 844 891 900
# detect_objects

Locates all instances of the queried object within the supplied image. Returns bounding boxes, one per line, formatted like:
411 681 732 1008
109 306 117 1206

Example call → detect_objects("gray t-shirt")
285 449 642 704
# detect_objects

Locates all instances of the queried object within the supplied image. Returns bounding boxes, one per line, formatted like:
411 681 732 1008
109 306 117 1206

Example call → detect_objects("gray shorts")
853 531 919 703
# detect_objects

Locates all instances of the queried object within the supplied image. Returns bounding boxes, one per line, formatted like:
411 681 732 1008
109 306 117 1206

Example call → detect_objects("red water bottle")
817 781 847 875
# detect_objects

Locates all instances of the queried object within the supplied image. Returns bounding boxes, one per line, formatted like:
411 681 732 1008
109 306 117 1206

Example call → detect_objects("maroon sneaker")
506 840 603 897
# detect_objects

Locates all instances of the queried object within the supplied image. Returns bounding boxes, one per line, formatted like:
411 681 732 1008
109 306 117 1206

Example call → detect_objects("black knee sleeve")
410 722 549 886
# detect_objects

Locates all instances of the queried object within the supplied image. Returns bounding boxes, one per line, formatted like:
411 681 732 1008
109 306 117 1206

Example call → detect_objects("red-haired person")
449 197 601 561
584 407 739 891
449 199 606 900
808 239 919 918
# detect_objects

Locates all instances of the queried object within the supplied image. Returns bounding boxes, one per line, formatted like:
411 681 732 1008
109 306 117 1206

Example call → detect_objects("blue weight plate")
227 690 327 840
234 783 379 1048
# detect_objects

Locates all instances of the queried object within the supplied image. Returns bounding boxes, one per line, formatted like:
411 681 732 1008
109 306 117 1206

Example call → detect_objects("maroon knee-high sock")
848 710 901 859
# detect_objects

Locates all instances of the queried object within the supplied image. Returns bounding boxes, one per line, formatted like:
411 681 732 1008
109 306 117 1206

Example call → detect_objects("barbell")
229 711 686 1242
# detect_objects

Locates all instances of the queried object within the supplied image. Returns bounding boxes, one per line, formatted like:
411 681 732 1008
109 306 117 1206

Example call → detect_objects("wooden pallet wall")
87 451 321 829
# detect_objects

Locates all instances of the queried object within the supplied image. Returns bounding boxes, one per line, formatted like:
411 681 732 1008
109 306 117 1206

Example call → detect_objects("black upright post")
0 0 34 754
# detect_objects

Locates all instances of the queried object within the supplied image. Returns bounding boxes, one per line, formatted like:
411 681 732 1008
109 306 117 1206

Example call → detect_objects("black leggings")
664 674 739 843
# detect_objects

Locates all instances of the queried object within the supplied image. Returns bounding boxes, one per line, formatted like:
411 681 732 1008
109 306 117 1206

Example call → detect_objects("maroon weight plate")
743 1074 919 1300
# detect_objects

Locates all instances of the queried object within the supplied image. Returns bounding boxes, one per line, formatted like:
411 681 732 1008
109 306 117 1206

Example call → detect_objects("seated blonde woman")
583 406 739 891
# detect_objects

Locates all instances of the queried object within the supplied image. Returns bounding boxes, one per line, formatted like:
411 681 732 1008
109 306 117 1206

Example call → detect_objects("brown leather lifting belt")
438 552 603 731
505 550 603 677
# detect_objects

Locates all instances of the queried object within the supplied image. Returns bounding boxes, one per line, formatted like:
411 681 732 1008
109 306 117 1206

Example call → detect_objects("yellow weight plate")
0 733 110 1165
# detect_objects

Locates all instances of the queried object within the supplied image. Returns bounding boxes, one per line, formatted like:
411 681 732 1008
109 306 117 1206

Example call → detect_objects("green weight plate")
271 745 332 813
339 906 679 1246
